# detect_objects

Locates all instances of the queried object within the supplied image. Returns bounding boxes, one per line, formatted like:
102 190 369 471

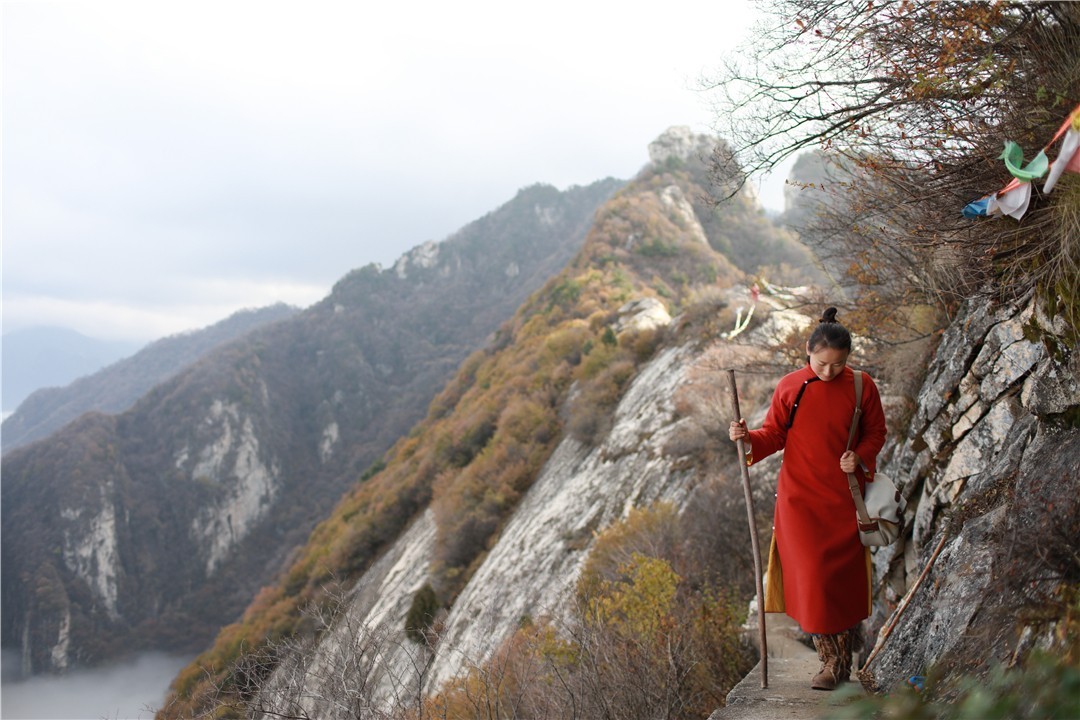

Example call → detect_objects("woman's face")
807 343 849 382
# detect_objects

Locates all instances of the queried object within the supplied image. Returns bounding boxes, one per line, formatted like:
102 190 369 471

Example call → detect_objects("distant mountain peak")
647 126 719 167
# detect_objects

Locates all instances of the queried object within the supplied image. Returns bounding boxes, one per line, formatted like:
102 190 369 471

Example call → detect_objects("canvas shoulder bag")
846 371 906 547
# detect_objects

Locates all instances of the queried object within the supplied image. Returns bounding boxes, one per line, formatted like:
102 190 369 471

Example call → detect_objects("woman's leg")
810 626 855 690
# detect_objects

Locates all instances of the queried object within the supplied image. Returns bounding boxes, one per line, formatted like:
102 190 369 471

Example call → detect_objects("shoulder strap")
845 371 874 527
785 376 820 429
846 370 863 451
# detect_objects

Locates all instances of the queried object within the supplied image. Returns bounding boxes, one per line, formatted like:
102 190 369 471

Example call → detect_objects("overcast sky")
3 0 788 344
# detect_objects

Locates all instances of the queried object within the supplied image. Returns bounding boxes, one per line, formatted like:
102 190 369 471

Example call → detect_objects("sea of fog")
1 650 192 720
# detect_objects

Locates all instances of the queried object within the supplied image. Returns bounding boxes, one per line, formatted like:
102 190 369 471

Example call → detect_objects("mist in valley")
2 650 190 720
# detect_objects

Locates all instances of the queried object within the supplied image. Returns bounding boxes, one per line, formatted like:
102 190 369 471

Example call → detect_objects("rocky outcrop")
659 184 711 246
614 297 672 334
863 291 1079 689
60 485 121 621
424 340 697 692
648 126 718 167
186 402 281 576
393 240 441 279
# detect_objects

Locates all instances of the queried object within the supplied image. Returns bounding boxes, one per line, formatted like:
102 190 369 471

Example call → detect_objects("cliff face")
864 291 1079 689
0 178 622 675
274 336 705 716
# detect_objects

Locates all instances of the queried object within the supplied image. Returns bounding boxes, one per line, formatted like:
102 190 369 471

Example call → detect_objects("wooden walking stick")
728 369 768 688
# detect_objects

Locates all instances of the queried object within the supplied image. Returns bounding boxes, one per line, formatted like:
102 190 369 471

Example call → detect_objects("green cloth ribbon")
1000 141 1048 181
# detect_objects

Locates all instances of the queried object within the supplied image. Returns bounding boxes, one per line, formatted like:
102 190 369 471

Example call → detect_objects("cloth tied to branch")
963 103 1080 220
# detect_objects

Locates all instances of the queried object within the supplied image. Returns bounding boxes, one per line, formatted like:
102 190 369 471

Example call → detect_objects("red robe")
748 364 887 634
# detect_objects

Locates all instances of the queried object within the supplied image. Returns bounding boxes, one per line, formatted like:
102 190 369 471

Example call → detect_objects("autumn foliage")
425 504 754 720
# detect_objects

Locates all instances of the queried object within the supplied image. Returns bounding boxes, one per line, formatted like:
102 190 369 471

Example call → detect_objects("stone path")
708 614 864 720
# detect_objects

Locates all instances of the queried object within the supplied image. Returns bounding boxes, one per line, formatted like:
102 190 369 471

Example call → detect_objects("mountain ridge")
160 129 814 717
2 304 299 453
1 177 623 676
1 327 142 414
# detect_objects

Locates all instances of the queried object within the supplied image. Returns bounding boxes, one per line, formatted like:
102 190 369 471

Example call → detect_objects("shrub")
825 651 1080 720
567 356 638 444
624 325 666 363
638 238 680 257
428 503 755 720
601 325 618 347
404 583 440 645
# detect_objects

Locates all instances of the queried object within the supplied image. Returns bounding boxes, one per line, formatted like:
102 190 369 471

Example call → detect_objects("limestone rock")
865 292 1079 693
648 126 717 167
268 344 704 713
394 240 441 279
615 297 672 334
659 185 710 246
1022 340 1080 417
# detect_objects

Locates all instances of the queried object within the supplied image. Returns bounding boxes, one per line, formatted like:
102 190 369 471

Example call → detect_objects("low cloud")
4 276 325 343
1 651 190 720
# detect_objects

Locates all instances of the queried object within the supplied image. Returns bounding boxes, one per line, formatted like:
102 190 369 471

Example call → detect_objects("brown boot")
836 628 854 683
811 634 842 691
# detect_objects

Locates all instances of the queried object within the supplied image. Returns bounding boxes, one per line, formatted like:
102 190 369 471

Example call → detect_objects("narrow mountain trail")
710 614 864 720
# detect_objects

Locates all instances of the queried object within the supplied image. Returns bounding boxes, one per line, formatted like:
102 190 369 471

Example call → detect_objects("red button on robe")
748 364 887 635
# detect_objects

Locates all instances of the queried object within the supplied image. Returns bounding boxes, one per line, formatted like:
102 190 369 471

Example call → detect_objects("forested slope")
1 178 621 675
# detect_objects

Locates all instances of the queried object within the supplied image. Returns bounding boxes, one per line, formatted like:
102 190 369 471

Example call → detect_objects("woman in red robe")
729 307 886 690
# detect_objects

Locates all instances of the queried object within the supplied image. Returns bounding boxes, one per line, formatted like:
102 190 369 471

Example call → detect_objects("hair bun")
819 307 839 324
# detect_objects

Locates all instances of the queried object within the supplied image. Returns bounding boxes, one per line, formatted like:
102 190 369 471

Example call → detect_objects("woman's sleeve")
746 382 790 465
854 373 887 479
